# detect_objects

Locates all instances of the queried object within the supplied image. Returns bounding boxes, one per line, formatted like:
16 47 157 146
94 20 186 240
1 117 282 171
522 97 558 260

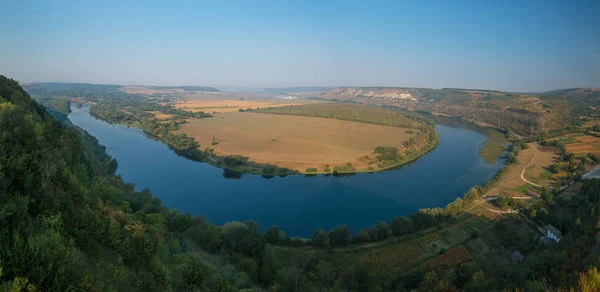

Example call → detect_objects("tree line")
252 102 434 130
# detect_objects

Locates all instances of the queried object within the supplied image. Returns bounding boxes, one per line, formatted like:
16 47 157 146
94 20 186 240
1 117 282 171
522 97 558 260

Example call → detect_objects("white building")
545 225 562 242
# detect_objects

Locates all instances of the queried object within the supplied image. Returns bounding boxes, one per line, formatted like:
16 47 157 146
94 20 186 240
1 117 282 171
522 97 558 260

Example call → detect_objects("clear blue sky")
1 0 599 92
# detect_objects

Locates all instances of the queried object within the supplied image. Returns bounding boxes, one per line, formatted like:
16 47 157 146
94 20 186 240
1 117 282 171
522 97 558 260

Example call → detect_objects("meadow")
486 143 558 197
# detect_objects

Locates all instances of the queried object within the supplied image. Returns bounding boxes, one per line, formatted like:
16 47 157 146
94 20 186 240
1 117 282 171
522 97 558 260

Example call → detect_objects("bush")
224 155 248 166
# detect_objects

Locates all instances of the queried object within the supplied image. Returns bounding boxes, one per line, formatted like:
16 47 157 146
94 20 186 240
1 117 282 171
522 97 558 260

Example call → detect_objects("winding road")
520 146 542 188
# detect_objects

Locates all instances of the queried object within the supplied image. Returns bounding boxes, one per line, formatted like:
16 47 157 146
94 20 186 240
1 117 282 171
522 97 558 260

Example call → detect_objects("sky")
1 0 599 92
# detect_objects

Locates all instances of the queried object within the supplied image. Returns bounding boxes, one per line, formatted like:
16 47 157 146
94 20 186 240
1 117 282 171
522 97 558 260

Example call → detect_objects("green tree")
376 221 390 240
506 152 517 164
311 228 327 247
391 216 415 236
264 226 280 244
351 228 372 243
327 225 351 247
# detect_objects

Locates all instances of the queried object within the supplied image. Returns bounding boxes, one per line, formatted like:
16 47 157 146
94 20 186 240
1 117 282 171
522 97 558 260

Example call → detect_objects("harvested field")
173 99 323 114
576 136 600 143
177 112 416 172
150 111 174 120
562 134 600 155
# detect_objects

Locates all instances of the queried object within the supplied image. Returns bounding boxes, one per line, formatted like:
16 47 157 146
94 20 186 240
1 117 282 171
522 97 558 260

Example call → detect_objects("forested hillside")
0 76 258 291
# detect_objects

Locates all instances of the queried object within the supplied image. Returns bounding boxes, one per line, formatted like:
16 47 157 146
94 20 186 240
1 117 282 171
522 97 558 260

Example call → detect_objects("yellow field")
176 112 415 172
173 99 323 114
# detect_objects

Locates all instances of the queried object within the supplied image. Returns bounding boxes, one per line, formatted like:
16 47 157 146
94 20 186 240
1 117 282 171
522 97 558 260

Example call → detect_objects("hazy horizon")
2 0 599 92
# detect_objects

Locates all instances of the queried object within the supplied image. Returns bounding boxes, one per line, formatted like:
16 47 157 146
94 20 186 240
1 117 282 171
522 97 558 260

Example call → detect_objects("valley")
4 77 600 291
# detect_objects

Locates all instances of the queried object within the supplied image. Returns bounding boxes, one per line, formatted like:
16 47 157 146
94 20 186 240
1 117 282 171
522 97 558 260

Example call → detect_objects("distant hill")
263 86 334 93
543 88 600 101
32 82 121 91
26 83 221 93
316 86 600 135
144 85 221 92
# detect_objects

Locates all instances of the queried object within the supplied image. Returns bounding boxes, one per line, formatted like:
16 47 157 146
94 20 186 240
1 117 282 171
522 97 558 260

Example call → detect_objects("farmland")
174 98 324 114
555 133 600 155
177 111 426 173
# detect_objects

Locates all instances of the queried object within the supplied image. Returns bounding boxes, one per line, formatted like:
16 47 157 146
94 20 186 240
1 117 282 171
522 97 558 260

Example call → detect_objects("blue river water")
68 105 503 237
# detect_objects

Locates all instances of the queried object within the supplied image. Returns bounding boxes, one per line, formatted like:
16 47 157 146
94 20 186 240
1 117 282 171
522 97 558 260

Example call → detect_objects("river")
68 104 503 237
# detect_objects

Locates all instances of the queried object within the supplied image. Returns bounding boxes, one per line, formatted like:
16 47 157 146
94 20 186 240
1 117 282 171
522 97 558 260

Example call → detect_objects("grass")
479 141 506 163
512 183 534 193
479 129 507 164
177 111 430 173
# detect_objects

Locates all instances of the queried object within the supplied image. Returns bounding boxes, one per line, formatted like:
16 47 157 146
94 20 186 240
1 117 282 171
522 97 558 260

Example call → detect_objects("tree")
577 267 600 291
311 228 327 247
550 163 561 174
391 216 415 236
244 220 259 233
463 186 480 203
351 228 371 243
506 152 517 164
375 221 390 240
367 226 379 242
327 225 351 247
264 226 280 244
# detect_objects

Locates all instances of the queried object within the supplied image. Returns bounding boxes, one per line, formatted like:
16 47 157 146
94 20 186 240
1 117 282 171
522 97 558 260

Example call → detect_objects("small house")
545 225 562 242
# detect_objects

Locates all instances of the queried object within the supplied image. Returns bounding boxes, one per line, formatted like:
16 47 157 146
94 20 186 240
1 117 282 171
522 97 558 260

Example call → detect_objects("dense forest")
3 76 600 291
